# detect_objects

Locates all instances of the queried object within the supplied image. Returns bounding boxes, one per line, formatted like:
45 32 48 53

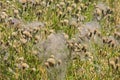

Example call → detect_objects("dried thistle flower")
115 57 120 64
49 29 55 33
0 14 5 20
59 1 65 7
20 38 27 44
69 18 78 27
34 35 40 41
45 62 49 68
58 59 62 65
0 12 8 22
8 18 22 28
114 32 120 40
57 10 63 17
12 32 17 37
116 64 120 70
95 8 102 16
71 3 77 9
32 50 38 55
81 45 87 52
50 55 55 58
80 3 84 8
94 2 111 21
16 62 29 70
17 57 24 62
67 6 72 13
31 67 36 72
107 36 118 47
84 52 93 61
62 33 69 39
21 62 29 69
36 10 42 17
47 58 56 67
13 40 20 48
1 12 8 17
63 19 69 25
102 37 107 43
14 9 19 15
22 30 32 38
109 60 116 70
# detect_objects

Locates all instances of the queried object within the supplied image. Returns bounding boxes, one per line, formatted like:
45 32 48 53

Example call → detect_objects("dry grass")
113 0 120 25
0 0 120 80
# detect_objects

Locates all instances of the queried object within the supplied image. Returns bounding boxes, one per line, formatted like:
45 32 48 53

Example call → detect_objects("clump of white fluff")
36 33 69 80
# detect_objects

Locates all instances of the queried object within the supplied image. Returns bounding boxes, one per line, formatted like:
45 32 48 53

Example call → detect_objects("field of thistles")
0 0 120 80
